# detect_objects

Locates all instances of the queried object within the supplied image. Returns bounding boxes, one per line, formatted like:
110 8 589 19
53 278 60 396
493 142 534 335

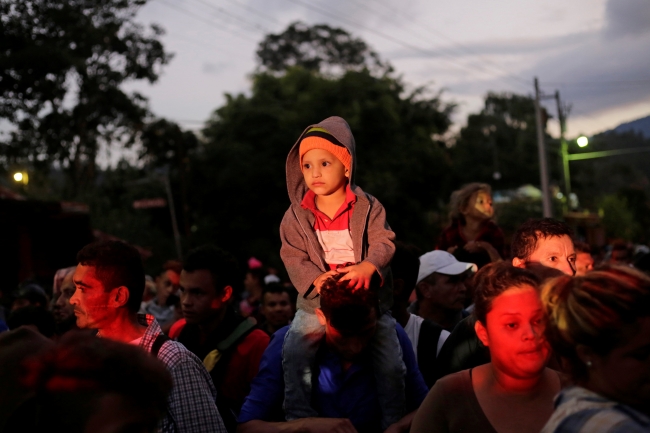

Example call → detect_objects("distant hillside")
611 115 650 138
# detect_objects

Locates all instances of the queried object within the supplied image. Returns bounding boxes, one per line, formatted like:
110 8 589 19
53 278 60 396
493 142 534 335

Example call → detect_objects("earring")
586 360 592 367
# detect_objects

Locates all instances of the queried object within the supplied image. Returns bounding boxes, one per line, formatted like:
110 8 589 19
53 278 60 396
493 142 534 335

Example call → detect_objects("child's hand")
336 262 377 290
313 270 338 294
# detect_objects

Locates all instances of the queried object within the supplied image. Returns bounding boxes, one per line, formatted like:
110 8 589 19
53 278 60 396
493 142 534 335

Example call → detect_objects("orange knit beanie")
299 127 351 172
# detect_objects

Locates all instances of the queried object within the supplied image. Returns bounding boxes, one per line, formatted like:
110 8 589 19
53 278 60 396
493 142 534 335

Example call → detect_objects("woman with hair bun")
411 262 561 433
540 265 650 432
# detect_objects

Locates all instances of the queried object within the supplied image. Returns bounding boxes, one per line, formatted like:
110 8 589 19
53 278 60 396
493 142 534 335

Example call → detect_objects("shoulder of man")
155 338 206 370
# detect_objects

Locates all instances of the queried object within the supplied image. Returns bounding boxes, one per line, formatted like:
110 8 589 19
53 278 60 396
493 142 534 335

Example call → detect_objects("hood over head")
286 116 357 205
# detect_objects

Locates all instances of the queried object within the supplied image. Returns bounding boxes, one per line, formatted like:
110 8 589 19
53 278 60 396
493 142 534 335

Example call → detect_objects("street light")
13 171 28 185
577 136 589 147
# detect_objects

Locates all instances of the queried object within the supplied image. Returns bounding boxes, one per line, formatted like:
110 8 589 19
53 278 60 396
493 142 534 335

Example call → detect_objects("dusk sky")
125 0 650 142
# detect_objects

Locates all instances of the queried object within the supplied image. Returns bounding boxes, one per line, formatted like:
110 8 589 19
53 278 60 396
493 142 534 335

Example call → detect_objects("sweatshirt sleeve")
279 209 325 298
363 196 396 280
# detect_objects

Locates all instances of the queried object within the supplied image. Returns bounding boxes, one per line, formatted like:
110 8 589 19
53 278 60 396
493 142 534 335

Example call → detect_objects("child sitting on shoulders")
279 116 405 430
436 182 505 269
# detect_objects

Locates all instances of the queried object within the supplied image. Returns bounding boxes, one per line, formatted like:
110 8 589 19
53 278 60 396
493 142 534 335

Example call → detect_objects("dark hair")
541 264 650 382
183 245 242 294
573 241 591 254
24 332 172 431
449 183 492 223
7 306 56 338
246 267 266 283
391 242 421 302
162 260 183 275
76 241 144 314
511 218 574 261
319 274 379 335
261 283 297 305
473 262 540 324
13 283 48 307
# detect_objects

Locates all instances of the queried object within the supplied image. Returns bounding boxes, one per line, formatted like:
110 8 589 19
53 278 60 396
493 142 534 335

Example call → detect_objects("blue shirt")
238 324 429 432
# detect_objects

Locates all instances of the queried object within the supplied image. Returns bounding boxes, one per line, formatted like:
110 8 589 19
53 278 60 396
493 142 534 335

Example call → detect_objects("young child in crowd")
279 116 405 429
436 182 505 269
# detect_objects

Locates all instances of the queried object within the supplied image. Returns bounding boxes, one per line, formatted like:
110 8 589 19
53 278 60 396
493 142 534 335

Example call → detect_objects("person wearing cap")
279 117 404 429
11 283 48 312
411 250 477 332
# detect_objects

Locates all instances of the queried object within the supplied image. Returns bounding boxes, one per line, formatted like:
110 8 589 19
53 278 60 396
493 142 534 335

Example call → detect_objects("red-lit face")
179 269 231 325
320 307 378 361
260 292 294 329
585 316 650 413
476 285 550 379
574 252 594 276
52 273 76 324
70 265 117 330
301 148 348 197
155 270 180 305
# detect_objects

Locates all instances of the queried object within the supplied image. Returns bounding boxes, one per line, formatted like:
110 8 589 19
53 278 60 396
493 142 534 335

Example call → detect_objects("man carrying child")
278 117 406 429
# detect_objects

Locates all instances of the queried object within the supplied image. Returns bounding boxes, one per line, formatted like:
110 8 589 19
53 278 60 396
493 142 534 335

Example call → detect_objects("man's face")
70 265 116 329
421 272 467 312
155 270 180 304
524 234 576 276
301 148 348 197
321 308 378 361
260 291 293 329
179 269 228 325
52 273 76 324
575 252 594 276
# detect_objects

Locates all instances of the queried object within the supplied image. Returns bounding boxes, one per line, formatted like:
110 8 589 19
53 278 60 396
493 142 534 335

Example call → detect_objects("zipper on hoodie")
292 208 328 271
359 193 371 262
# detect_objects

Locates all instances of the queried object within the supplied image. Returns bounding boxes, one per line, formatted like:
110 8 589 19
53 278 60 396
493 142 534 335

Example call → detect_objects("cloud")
202 62 227 75
606 0 650 37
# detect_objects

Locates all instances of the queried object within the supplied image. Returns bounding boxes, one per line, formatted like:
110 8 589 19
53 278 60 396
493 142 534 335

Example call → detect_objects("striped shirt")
541 386 650 433
138 314 227 433
301 185 356 268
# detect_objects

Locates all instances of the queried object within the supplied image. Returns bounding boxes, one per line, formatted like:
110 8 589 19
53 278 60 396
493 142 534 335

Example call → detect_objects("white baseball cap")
416 250 477 284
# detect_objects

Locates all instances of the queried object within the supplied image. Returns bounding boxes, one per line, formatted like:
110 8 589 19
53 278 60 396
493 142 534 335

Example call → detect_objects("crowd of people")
1 116 649 433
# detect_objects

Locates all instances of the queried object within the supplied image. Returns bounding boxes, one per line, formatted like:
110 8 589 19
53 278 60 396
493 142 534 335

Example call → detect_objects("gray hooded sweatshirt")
279 116 395 313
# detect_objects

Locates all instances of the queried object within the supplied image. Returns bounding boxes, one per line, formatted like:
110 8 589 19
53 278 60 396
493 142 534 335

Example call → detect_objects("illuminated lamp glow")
13 172 23 182
577 136 588 147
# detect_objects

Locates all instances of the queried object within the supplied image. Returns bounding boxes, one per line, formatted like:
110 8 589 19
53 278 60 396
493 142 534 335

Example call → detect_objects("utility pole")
163 173 183 261
555 90 571 213
534 77 552 218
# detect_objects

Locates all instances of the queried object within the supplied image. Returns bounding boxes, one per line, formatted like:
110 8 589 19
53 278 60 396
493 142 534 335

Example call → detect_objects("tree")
193 65 454 261
139 118 198 236
0 0 170 195
256 21 389 76
449 93 559 191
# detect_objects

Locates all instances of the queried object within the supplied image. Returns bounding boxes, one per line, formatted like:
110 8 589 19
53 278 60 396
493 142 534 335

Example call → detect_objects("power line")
187 0 270 34
283 0 530 93
545 79 650 87
220 0 284 26
155 0 259 43
346 0 531 89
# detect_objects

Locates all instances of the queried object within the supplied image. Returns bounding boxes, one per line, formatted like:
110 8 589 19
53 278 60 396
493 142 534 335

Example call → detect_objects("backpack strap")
151 333 170 358
216 317 257 352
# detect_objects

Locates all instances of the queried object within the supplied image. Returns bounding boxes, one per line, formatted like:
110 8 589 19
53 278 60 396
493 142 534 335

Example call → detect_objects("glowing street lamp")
12 171 28 185
577 136 589 148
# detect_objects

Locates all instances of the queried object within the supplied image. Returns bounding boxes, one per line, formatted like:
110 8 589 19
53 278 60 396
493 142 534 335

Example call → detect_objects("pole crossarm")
567 146 650 161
